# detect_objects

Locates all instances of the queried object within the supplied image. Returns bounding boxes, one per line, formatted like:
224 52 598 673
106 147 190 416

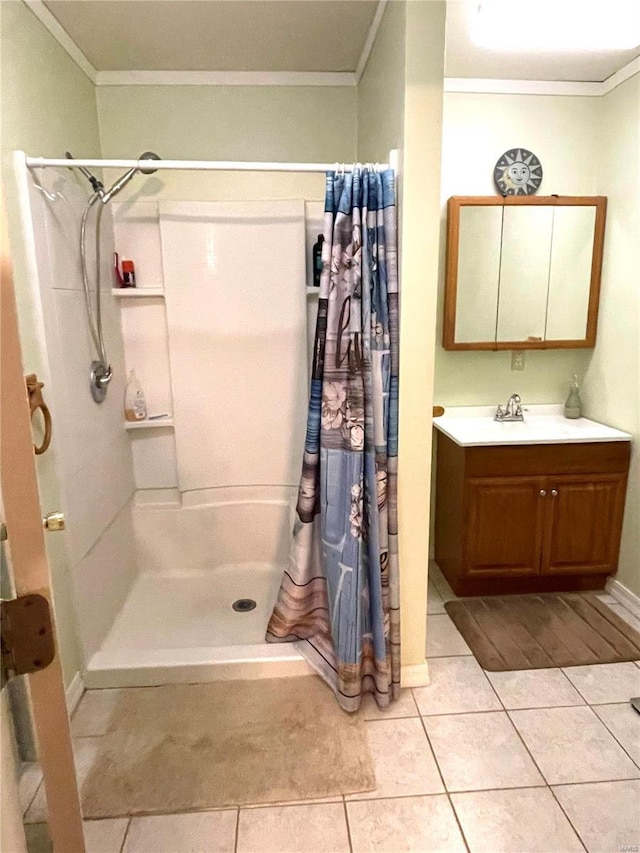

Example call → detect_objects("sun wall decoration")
494 148 543 196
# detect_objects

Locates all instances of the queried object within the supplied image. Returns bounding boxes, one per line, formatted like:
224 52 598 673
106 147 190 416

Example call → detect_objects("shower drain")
232 598 257 613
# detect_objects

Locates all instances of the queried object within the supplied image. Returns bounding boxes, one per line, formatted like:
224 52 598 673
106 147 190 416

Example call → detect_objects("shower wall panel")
23 168 137 659
159 201 308 495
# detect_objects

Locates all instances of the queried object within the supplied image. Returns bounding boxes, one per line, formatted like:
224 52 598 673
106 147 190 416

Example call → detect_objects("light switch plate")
511 351 525 371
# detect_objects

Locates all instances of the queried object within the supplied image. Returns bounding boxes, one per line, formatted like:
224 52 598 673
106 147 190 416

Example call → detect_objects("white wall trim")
95 70 357 87
401 661 430 688
445 57 639 97
65 672 85 716
605 577 640 620
23 0 97 83
601 56 640 94
355 0 388 83
444 77 604 97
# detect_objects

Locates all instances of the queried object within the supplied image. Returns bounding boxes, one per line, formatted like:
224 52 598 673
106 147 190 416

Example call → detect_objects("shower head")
138 151 161 174
100 151 162 203
66 151 104 196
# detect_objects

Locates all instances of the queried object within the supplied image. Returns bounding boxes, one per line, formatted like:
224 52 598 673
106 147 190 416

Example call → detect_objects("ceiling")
41 0 639 81
445 1 640 82
41 1 378 73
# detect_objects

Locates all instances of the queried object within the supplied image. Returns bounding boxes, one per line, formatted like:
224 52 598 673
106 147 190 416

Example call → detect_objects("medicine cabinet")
443 196 607 351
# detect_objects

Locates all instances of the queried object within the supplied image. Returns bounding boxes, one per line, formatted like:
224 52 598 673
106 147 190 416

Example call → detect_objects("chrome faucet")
495 393 524 422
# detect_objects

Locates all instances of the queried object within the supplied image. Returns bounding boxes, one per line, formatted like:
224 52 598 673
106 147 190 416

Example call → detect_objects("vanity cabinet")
435 436 630 596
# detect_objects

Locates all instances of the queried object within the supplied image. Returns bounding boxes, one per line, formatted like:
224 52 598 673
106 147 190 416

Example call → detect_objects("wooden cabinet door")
542 474 627 575
465 477 546 576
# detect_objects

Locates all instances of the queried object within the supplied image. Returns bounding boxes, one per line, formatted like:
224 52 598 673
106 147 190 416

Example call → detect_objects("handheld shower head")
138 151 161 174
100 151 162 203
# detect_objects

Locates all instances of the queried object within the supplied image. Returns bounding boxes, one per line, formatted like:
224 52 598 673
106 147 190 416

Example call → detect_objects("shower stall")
14 150 396 688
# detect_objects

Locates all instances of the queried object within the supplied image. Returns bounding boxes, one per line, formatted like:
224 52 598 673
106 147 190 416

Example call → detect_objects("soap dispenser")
564 374 582 419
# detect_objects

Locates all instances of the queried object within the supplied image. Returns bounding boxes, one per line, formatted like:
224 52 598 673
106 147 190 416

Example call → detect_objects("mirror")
444 196 606 350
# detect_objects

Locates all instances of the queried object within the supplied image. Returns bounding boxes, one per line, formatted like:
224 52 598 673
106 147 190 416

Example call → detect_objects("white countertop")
434 404 632 447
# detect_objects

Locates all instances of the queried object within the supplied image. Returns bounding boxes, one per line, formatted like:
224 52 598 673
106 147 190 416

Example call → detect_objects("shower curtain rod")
25 157 392 173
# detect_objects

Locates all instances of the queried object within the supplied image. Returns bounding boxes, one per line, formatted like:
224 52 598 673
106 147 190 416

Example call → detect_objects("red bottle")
122 259 136 288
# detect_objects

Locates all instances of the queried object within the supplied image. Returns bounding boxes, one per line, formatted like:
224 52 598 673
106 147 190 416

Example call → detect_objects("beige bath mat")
81 676 375 817
445 592 640 672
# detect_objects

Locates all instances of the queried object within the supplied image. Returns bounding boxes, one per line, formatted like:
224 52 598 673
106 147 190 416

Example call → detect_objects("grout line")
406 688 420 716
342 796 353 853
23 776 43 818
500 709 549 785
416 712 448 793
427 654 474 660
446 792 471 853
546 787 589 852
233 806 240 853
238 799 343 811
104 804 254 818
363 712 419 722
561 666 640 706
489 712 590 850
419 708 511 720
589 708 640 773
342 781 640 803
502 706 640 788
417 701 588 716
547 776 640 788
479 666 505 711
118 817 132 853
416 713 471 852
421 654 477 661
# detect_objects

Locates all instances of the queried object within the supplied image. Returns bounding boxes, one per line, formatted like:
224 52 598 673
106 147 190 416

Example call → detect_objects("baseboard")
401 661 430 688
605 578 640 620
65 672 85 716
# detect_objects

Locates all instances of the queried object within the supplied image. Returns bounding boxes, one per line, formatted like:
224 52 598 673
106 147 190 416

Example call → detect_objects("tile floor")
21 570 640 853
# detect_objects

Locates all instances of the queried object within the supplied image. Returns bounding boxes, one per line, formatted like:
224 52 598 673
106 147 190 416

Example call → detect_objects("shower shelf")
124 417 174 431
306 287 320 296
112 288 165 298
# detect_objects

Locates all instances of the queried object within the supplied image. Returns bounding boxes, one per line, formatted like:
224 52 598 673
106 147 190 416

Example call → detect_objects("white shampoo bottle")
124 370 147 421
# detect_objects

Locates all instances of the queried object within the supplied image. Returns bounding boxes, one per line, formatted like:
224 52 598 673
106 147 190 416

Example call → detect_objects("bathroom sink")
433 405 632 447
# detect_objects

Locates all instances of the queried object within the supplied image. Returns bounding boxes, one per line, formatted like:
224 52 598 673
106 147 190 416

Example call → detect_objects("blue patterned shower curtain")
266 167 400 712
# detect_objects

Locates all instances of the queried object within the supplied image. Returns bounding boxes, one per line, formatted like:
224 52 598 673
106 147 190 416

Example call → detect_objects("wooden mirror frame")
443 195 607 351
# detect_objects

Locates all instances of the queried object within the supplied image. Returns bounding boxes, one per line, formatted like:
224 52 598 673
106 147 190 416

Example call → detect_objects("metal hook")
28 170 59 202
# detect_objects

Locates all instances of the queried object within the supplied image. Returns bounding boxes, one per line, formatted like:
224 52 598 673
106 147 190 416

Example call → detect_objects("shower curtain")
266 166 400 712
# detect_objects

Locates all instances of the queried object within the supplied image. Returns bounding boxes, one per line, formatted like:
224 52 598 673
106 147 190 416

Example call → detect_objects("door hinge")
1 594 55 688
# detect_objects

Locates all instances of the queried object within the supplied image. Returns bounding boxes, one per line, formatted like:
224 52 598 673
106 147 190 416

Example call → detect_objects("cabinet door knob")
551 489 558 497
539 489 547 496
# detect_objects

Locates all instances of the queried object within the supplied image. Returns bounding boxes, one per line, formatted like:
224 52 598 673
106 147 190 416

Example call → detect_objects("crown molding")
602 55 640 93
444 78 604 96
445 56 639 97
95 70 357 87
356 0 388 82
23 0 97 83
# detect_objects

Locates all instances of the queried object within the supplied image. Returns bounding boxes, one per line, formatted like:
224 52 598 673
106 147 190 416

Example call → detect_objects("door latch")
1 594 55 688
43 511 65 532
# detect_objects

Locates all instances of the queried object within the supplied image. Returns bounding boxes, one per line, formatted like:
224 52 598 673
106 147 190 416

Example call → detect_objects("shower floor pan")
84 563 312 688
